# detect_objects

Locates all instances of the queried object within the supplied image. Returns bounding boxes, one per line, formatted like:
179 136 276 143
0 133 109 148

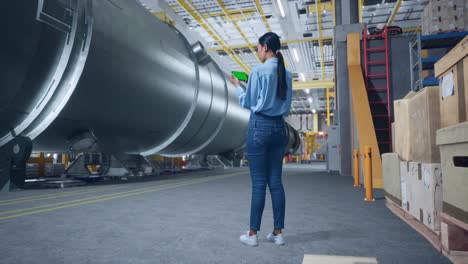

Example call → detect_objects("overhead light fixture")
312 109 317 114
308 97 313 103
277 0 285 18
293 48 300 62
305 89 310 94
300 72 305 82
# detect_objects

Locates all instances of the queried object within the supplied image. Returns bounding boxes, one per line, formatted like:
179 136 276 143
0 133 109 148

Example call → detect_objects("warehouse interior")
0 0 467 263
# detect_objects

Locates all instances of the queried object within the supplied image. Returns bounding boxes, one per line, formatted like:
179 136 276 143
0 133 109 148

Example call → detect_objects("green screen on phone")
232 71 248 82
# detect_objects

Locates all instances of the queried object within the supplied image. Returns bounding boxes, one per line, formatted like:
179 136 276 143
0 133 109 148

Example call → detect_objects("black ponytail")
258 32 287 101
276 51 287 100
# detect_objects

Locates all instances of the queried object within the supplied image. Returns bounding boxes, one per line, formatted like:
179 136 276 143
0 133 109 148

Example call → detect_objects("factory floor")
0 164 451 264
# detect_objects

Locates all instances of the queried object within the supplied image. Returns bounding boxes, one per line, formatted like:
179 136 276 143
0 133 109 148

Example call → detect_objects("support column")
0 137 32 191
313 113 318 133
333 0 363 177
335 0 359 25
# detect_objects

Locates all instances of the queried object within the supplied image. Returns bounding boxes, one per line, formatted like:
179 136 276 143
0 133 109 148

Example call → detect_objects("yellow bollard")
62 154 69 169
353 150 360 187
364 146 375 202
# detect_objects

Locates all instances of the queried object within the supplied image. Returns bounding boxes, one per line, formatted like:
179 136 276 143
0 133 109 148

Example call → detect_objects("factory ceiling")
139 0 425 115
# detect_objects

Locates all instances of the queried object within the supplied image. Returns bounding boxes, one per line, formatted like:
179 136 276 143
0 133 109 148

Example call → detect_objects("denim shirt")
234 58 293 117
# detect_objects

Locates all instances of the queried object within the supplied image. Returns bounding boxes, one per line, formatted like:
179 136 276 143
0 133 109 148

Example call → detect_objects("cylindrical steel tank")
0 0 300 156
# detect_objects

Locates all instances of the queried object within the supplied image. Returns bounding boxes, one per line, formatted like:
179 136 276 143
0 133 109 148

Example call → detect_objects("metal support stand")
0 136 33 192
409 32 423 91
66 153 155 178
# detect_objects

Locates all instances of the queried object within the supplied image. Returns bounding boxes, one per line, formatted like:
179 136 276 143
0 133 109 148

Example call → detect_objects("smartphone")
231 71 248 82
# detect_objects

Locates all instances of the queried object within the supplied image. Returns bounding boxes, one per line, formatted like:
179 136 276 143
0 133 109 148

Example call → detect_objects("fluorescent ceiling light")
300 73 305 82
277 0 285 17
293 48 300 62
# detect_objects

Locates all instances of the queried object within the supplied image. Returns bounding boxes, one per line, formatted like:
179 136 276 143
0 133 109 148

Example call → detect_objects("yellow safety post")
364 146 375 202
61 154 69 169
353 150 360 187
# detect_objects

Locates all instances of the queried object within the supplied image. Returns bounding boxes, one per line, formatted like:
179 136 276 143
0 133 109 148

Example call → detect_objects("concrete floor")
0 166 451 264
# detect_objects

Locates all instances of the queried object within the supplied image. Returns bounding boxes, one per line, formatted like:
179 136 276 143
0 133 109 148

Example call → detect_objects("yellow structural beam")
61 154 69 169
325 87 335 127
313 113 318 133
347 32 383 189
207 37 334 52
176 0 251 73
254 0 272 32
402 27 421 33
293 80 334 90
215 0 260 63
28 152 54 177
153 12 176 26
308 2 333 13
204 8 257 18
387 0 402 26
358 0 363 23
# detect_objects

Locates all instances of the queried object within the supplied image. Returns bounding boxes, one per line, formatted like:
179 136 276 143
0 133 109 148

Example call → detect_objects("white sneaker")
240 231 258 246
266 233 285 246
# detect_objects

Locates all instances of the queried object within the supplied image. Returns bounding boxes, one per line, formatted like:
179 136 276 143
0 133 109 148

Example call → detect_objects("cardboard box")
394 92 416 161
422 0 466 34
407 162 424 221
421 163 443 231
408 86 441 163
394 87 441 163
439 64 467 128
435 36 468 128
437 121 468 225
400 161 410 211
382 153 402 206
464 57 468 120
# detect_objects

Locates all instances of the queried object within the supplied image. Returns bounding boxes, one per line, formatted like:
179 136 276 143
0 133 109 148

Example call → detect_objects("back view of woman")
230 32 293 246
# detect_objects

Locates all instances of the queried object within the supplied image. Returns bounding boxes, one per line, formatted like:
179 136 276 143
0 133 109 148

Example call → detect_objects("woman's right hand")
230 75 240 87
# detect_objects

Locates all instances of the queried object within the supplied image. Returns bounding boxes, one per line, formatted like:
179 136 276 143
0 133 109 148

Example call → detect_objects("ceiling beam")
207 37 334 52
215 0 260 63
203 7 257 18
254 0 272 32
293 80 334 90
175 0 251 73
387 0 403 26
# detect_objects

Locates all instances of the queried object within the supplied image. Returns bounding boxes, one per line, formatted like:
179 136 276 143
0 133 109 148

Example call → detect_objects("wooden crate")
437 122 468 226
435 36 468 128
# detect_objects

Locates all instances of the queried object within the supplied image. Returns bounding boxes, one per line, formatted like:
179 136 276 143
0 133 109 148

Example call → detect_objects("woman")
230 32 293 247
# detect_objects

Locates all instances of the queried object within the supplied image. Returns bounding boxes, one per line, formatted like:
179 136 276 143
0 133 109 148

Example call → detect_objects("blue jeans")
246 112 288 232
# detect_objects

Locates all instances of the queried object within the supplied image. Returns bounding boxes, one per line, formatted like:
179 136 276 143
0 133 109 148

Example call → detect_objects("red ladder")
363 26 392 154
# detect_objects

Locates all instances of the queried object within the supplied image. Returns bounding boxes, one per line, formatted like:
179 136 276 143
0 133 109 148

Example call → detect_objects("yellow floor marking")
0 172 245 220
0 171 234 205
0 185 127 206
0 176 221 215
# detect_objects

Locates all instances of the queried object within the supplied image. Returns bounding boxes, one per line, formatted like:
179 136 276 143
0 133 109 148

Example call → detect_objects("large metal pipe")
0 0 300 157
